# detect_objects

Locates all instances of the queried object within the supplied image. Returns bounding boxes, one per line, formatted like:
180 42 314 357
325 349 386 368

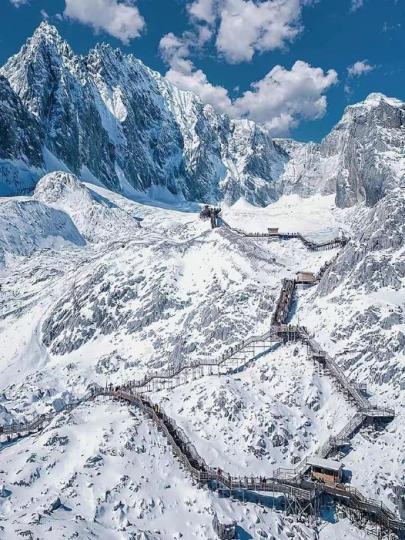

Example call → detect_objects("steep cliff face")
1 22 404 207
274 139 336 197
1 25 121 192
0 22 285 205
322 94 405 207
0 75 44 195
278 94 405 207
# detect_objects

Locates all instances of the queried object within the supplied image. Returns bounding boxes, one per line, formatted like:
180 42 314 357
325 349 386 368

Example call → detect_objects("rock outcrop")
1 22 404 208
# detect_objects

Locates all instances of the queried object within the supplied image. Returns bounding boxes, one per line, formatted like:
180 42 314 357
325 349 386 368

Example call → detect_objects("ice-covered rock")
318 187 405 294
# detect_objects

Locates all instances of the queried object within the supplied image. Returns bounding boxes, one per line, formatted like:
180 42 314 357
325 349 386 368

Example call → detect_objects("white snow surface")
0 172 402 539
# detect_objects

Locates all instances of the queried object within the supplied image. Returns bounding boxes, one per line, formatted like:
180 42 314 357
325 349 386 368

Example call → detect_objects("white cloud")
347 59 375 77
9 0 29 6
159 32 233 114
160 34 337 135
188 0 217 24
63 0 145 44
233 61 338 133
344 82 352 96
350 0 363 12
166 65 234 115
159 33 192 70
216 0 305 63
186 0 312 63
40 9 49 19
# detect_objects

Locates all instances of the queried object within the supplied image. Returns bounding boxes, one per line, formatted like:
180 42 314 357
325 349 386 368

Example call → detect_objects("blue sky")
0 0 404 142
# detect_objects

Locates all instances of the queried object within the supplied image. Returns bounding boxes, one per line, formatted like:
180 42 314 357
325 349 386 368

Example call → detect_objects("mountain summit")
0 23 404 207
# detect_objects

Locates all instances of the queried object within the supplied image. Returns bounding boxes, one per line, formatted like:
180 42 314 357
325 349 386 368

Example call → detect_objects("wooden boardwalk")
1 387 403 537
220 221 349 252
1 222 402 538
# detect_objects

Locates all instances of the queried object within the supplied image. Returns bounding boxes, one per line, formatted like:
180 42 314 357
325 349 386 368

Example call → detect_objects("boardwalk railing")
125 325 299 393
1 387 404 536
221 222 349 252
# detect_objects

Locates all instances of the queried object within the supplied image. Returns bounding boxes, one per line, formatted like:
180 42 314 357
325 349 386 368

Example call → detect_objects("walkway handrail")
224 225 349 252
125 326 300 392
1 386 404 534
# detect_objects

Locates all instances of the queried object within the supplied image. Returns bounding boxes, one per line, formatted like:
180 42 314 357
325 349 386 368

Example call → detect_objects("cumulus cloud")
9 0 29 6
185 0 311 63
160 34 337 135
233 61 338 133
160 32 233 114
347 59 375 77
350 0 363 12
188 0 217 24
63 0 145 44
216 0 305 63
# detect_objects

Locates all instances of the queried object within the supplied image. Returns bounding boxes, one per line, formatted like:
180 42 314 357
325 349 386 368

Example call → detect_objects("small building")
200 204 211 218
296 271 317 284
268 227 279 236
307 457 344 484
356 382 367 395
199 205 221 228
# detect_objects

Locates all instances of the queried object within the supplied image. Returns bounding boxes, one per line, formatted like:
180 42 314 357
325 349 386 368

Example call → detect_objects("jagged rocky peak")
0 22 404 208
318 187 405 296
275 92 405 207
0 22 288 205
321 92 405 207
1 21 79 119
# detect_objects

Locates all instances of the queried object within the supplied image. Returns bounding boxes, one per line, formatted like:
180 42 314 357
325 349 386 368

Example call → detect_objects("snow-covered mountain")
1 22 404 207
0 169 403 538
0 22 285 206
277 94 405 207
0 22 404 539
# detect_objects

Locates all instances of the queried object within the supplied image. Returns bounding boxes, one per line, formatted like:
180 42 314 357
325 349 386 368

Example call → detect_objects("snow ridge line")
1 387 403 536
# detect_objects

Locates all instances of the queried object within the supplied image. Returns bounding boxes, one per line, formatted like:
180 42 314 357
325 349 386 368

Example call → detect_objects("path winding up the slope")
1 223 403 538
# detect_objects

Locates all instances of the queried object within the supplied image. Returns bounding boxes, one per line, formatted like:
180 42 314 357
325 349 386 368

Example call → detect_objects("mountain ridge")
1 21 404 207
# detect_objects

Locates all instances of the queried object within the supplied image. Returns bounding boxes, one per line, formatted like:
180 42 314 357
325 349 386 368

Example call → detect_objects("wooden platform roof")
307 457 344 472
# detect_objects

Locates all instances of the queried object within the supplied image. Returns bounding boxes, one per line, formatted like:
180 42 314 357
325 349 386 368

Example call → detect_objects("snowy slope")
152 343 355 474
33 171 141 242
293 189 405 510
0 198 85 266
0 171 403 539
